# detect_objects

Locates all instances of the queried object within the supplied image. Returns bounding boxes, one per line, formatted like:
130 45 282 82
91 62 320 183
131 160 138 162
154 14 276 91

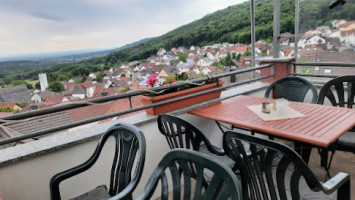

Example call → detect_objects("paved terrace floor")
308 149 355 199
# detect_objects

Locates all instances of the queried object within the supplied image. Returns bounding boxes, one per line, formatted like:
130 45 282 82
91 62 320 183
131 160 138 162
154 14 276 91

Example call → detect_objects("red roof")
120 76 131 82
283 48 293 57
217 49 226 54
68 97 144 122
80 81 94 89
236 46 247 51
92 88 116 97
303 33 314 38
0 112 13 117
64 83 76 92
42 94 66 105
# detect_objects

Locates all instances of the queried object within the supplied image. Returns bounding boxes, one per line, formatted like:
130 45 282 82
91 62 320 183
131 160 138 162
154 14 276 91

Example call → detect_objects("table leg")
294 142 312 164
320 149 328 167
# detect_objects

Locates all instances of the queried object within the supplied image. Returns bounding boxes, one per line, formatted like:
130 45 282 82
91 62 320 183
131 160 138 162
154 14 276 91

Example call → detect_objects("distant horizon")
0 48 106 61
0 0 246 58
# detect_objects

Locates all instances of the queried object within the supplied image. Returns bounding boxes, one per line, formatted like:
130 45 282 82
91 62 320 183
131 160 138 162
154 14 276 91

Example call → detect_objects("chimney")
101 90 108 96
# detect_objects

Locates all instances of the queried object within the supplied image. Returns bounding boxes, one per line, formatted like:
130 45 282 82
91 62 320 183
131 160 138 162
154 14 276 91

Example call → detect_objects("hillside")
0 37 153 82
2 0 355 84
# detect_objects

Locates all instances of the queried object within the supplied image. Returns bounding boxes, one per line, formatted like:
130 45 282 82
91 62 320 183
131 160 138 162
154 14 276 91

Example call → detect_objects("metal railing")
0 64 274 146
293 62 355 78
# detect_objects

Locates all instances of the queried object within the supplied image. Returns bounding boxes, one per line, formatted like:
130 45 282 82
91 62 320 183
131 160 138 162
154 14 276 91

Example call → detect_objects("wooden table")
188 95 355 148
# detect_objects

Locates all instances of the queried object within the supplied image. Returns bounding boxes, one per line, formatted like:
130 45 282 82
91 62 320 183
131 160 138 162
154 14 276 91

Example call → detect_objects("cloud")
0 0 247 58
31 12 68 22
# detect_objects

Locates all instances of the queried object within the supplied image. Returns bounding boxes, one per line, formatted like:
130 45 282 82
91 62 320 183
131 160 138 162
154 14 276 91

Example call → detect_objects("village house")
176 62 190 73
0 102 22 111
200 66 215 75
298 35 326 48
197 57 214 67
240 56 252 67
42 94 69 106
158 66 179 78
216 49 228 60
227 46 248 56
156 48 166 57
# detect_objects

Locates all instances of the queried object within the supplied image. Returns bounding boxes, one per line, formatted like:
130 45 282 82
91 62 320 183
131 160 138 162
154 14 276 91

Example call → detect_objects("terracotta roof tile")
80 81 95 88
5 111 74 135
68 97 143 122
42 94 65 105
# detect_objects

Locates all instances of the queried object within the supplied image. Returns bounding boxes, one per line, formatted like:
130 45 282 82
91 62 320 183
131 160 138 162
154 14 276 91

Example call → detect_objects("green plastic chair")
317 75 355 171
223 131 350 200
111 149 242 200
50 123 146 200
264 76 318 103
157 114 236 186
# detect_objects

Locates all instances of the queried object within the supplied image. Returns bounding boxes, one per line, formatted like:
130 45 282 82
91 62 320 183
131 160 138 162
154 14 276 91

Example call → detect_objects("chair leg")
324 149 336 180
337 178 350 200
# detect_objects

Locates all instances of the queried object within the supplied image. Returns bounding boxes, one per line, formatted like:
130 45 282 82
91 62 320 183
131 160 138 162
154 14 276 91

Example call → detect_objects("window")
314 67 319 71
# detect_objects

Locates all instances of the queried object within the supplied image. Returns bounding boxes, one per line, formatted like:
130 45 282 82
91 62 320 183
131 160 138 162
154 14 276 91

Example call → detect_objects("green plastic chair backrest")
157 114 222 154
264 76 318 103
135 149 242 200
317 75 355 108
223 131 332 200
50 123 146 200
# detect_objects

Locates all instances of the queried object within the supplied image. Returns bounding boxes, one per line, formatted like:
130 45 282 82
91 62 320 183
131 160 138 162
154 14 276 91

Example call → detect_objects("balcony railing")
293 62 355 78
0 64 274 147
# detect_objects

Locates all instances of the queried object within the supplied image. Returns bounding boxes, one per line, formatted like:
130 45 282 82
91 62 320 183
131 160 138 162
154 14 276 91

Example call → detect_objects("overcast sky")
0 0 247 58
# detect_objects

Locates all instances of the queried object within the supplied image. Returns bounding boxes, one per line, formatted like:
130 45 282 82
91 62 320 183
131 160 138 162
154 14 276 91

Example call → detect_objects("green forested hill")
2 0 355 84
300 0 355 31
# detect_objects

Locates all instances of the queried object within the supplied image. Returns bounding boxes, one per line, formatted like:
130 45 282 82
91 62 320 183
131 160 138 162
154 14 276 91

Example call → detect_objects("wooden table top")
188 95 355 147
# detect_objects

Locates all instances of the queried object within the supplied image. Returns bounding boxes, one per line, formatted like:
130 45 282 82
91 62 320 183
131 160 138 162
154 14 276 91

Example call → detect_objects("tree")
170 60 178 65
0 107 17 113
178 54 188 62
3 77 12 85
261 49 267 56
58 74 69 82
120 86 130 93
10 80 33 89
95 74 103 82
243 50 252 57
35 81 40 90
47 81 65 92
237 54 242 61
18 100 28 108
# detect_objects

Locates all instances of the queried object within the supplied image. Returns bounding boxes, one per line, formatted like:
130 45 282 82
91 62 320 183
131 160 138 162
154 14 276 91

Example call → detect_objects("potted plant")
139 73 224 115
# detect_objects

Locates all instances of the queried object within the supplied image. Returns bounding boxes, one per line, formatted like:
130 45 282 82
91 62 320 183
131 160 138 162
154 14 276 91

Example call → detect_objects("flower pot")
139 81 224 115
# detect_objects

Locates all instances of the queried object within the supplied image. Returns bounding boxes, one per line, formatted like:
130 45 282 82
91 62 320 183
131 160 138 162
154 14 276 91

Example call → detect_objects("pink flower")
171 80 176 83
165 82 169 85
146 74 159 86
